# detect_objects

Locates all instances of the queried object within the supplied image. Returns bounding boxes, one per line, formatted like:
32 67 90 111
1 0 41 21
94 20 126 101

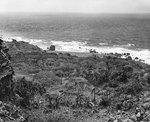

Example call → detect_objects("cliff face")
0 39 14 101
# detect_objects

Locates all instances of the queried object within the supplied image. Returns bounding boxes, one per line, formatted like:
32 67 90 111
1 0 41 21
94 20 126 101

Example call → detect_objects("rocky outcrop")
0 39 24 121
5 39 42 56
0 39 15 101
0 101 24 122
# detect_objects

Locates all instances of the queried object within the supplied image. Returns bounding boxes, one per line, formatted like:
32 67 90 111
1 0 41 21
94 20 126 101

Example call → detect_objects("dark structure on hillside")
49 45 55 51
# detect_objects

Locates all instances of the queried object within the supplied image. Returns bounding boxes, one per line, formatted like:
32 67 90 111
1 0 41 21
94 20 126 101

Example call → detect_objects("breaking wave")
1 35 150 65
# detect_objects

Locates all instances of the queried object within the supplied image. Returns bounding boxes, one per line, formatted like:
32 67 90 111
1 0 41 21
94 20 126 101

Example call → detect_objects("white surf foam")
1 36 48 50
99 43 108 46
1 35 150 65
49 40 150 65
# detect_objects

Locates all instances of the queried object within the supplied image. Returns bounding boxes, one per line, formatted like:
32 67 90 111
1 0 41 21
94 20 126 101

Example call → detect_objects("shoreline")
46 50 105 57
1 35 150 65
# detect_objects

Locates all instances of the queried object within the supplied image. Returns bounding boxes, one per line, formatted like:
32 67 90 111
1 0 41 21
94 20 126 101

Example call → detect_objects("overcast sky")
1 0 150 13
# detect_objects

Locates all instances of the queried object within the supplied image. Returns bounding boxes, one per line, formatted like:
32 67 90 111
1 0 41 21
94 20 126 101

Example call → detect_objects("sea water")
0 13 150 64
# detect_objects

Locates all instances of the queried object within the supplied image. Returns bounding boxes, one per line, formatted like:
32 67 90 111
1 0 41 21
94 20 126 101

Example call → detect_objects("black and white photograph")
0 0 150 121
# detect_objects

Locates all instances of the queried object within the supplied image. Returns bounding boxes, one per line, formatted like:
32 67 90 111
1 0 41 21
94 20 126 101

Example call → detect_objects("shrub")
117 80 143 95
99 95 111 108
55 70 66 77
33 71 61 87
142 73 150 85
15 77 46 108
0 75 15 101
81 68 109 86
54 63 79 77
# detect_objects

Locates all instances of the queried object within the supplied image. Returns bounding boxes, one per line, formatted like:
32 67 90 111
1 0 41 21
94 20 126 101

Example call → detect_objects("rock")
136 112 144 122
0 102 24 122
107 118 122 122
126 56 132 60
0 39 25 122
0 101 2 106
143 111 150 121
122 118 134 122
126 95 132 99
144 97 150 102
107 118 115 122
5 39 42 55
136 112 141 117
113 119 118 122
142 102 150 110
117 110 122 115
0 118 4 122
113 119 122 122
130 115 137 121
0 39 15 100
89 49 97 53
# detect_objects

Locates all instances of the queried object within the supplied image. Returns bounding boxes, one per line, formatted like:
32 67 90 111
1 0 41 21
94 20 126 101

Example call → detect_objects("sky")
1 0 150 13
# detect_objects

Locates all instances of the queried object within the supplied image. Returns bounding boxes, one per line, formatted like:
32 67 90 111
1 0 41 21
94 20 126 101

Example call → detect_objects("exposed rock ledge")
0 39 24 121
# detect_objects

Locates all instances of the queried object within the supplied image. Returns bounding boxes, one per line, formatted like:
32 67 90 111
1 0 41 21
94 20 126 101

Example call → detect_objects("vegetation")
10 50 150 121
1 39 150 121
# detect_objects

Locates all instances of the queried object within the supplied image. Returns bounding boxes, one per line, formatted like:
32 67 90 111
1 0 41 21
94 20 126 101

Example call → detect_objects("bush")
99 95 111 108
0 75 15 101
54 63 79 77
142 73 150 85
33 71 61 87
117 80 143 95
15 77 46 108
81 68 109 86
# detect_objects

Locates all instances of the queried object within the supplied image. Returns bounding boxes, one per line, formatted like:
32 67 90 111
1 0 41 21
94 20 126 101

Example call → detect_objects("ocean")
0 13 150 64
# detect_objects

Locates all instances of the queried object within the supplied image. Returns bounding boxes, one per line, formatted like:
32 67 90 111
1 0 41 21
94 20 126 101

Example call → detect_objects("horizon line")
1 11 150 15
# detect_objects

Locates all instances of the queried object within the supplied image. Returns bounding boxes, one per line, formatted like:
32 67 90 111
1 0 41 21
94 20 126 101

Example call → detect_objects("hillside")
1 39 150 122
